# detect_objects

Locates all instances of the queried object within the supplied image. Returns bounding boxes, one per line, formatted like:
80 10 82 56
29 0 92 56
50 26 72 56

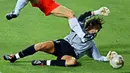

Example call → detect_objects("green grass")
0 0 130 73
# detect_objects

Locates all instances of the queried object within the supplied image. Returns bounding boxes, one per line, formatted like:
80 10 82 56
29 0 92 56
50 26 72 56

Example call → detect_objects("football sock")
15 45 37 59
68 17 85 39
43 60 66 66
14 0 28 15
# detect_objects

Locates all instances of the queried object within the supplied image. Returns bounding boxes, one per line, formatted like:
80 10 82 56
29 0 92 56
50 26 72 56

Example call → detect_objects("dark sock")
18 45 37 58
43 60 66 66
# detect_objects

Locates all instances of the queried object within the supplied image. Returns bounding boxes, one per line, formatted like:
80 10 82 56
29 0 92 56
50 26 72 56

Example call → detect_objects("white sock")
46 60 51 66
68 17 85 39
14 0 29 14
15 53 20 59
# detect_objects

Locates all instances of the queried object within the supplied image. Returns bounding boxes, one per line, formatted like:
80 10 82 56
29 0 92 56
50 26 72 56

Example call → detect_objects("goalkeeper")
4 7 111 67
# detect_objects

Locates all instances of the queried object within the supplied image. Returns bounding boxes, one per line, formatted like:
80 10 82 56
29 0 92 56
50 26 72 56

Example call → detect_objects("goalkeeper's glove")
93 7 110 16
106 51 118 61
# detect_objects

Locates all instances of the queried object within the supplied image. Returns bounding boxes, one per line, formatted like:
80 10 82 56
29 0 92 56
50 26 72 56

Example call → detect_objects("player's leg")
6 0 29 20
51 5 74 18
34 41 55 53
3 44 36 62
32 39 77 66
32 55 77 66
51 5 85 39
61 55 77 66
3 41 55 63
30 0 85 39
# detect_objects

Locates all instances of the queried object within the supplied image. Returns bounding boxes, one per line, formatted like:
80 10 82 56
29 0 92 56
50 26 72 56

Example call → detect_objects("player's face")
86 23 101 34
87 28 99 34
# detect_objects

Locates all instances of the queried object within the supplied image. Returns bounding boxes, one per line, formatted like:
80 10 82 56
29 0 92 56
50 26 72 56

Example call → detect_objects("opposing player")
6 0 109 41
4 7 110 66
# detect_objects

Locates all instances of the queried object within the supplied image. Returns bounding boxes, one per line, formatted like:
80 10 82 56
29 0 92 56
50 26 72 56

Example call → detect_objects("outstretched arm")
90 45 109 62
78 7 110 24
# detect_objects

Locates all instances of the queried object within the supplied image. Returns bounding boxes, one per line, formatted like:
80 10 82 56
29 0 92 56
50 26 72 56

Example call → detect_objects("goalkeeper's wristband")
93 10 100 15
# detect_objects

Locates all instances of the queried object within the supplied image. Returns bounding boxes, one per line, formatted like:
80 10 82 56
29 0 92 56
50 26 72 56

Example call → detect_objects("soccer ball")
109 55 124 69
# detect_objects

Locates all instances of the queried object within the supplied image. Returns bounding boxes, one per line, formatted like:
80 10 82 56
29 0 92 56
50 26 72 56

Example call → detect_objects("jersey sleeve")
90 45 109 62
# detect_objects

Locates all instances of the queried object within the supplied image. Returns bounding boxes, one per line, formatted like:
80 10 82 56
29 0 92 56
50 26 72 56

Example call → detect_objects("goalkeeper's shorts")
52 39 77 60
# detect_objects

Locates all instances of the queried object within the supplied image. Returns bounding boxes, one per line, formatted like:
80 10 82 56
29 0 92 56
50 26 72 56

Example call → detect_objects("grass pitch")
0 0 130 73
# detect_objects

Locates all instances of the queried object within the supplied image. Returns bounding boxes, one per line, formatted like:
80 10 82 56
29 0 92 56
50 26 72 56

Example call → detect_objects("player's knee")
65 58 77 66
34 43 47 51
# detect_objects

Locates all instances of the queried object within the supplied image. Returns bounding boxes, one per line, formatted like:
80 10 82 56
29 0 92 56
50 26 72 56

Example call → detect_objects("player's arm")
90 45 109 62
78 7 110 24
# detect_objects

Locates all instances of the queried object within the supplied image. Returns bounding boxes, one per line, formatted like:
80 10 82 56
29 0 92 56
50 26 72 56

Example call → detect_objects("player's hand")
106 51 112 61
110 51 118 58
93 7 110 16
106 51 118 61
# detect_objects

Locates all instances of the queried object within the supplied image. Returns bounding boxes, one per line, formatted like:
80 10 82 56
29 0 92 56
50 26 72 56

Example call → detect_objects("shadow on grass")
2 60 33 66
15 60 32 63
121 72 130 73
15 61 82 67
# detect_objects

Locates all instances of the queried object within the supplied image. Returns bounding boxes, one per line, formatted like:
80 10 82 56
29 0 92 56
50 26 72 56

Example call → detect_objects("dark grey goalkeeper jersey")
64 31 95 58
64 11 108 61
